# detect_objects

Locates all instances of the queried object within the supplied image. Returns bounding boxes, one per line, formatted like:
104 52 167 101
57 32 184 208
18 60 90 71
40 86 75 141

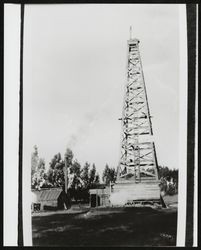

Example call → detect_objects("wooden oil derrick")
111 29 163 206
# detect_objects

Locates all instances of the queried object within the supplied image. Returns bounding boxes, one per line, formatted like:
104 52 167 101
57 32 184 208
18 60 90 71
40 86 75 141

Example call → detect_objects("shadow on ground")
32 205 177 246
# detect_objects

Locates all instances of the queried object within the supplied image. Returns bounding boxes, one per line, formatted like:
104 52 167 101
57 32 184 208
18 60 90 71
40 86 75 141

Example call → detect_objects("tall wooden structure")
111 32 161 205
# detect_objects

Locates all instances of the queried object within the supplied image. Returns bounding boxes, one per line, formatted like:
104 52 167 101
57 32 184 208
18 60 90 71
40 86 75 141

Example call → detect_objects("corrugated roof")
32 188 62 202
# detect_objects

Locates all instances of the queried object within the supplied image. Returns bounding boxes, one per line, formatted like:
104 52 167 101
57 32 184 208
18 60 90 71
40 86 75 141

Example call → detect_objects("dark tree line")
158 166 178 195
31 146 178 203
102 164 117 185
31 146 101 203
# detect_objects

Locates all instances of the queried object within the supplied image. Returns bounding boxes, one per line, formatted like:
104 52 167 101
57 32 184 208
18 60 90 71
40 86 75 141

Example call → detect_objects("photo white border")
176 4 188 247
193 4 198 247
3 4 21 246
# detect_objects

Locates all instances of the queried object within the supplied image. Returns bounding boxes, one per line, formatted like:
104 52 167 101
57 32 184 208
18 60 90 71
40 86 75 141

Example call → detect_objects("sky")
23 4 180 177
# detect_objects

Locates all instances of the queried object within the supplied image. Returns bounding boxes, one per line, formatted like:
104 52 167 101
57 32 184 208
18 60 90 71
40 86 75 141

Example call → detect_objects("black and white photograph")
3 2 198 247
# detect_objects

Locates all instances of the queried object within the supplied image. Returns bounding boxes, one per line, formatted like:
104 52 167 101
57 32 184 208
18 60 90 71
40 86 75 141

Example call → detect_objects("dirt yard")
32 196 177 246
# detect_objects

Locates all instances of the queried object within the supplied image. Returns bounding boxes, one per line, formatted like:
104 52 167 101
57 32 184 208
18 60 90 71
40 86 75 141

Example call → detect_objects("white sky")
23 4 180 176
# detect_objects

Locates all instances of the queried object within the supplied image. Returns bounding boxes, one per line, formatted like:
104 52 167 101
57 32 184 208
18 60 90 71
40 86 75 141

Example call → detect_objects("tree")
102 164 117 185
68 160 83 202
68 160 84 189
88 163 101 188
31 146 50 190
94 174 100 184
158 166 178 195
81 162 90 189
31 145 39 177
89 163 96 185
31 158 48 190
158 166 178 182
47 153 65 187
70 159 81 176
102 164 109 184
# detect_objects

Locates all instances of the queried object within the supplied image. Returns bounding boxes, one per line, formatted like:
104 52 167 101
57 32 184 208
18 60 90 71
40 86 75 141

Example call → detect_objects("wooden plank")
111 181 161 204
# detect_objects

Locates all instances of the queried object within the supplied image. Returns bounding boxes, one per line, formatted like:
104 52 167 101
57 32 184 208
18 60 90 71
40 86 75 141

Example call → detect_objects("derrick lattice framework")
117 37 159 183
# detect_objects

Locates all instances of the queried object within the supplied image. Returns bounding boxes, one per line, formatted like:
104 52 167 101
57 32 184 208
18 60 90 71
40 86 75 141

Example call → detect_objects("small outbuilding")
31 187 70 211
89 184 111 207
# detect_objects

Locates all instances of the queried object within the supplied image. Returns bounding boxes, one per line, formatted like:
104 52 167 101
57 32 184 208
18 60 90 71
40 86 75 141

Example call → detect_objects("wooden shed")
31 188 70 211
89 185 111 207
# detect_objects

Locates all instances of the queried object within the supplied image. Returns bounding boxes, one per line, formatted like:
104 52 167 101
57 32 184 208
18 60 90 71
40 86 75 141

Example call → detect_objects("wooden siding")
112 181 160 203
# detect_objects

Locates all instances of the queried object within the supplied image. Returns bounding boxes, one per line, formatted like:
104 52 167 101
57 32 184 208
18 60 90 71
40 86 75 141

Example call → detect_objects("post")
64 158 68 194
64 148 73 195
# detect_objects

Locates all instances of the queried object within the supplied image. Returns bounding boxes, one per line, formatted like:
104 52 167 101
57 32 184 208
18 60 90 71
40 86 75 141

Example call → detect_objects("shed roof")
32 188 62 202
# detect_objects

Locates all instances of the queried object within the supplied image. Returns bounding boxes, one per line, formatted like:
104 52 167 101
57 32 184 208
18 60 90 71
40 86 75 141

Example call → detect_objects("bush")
158 166 178 196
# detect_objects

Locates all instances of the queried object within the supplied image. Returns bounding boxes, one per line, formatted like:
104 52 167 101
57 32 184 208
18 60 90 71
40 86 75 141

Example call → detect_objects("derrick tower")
112 30 162 205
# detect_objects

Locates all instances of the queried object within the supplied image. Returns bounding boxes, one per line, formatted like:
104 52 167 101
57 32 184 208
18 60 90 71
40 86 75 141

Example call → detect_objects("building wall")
40 200 58 210
31 188 62 211
89 188 111 207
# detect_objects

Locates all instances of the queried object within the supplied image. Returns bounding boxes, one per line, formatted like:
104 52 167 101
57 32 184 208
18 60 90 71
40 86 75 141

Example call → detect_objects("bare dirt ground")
32 195 177 246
